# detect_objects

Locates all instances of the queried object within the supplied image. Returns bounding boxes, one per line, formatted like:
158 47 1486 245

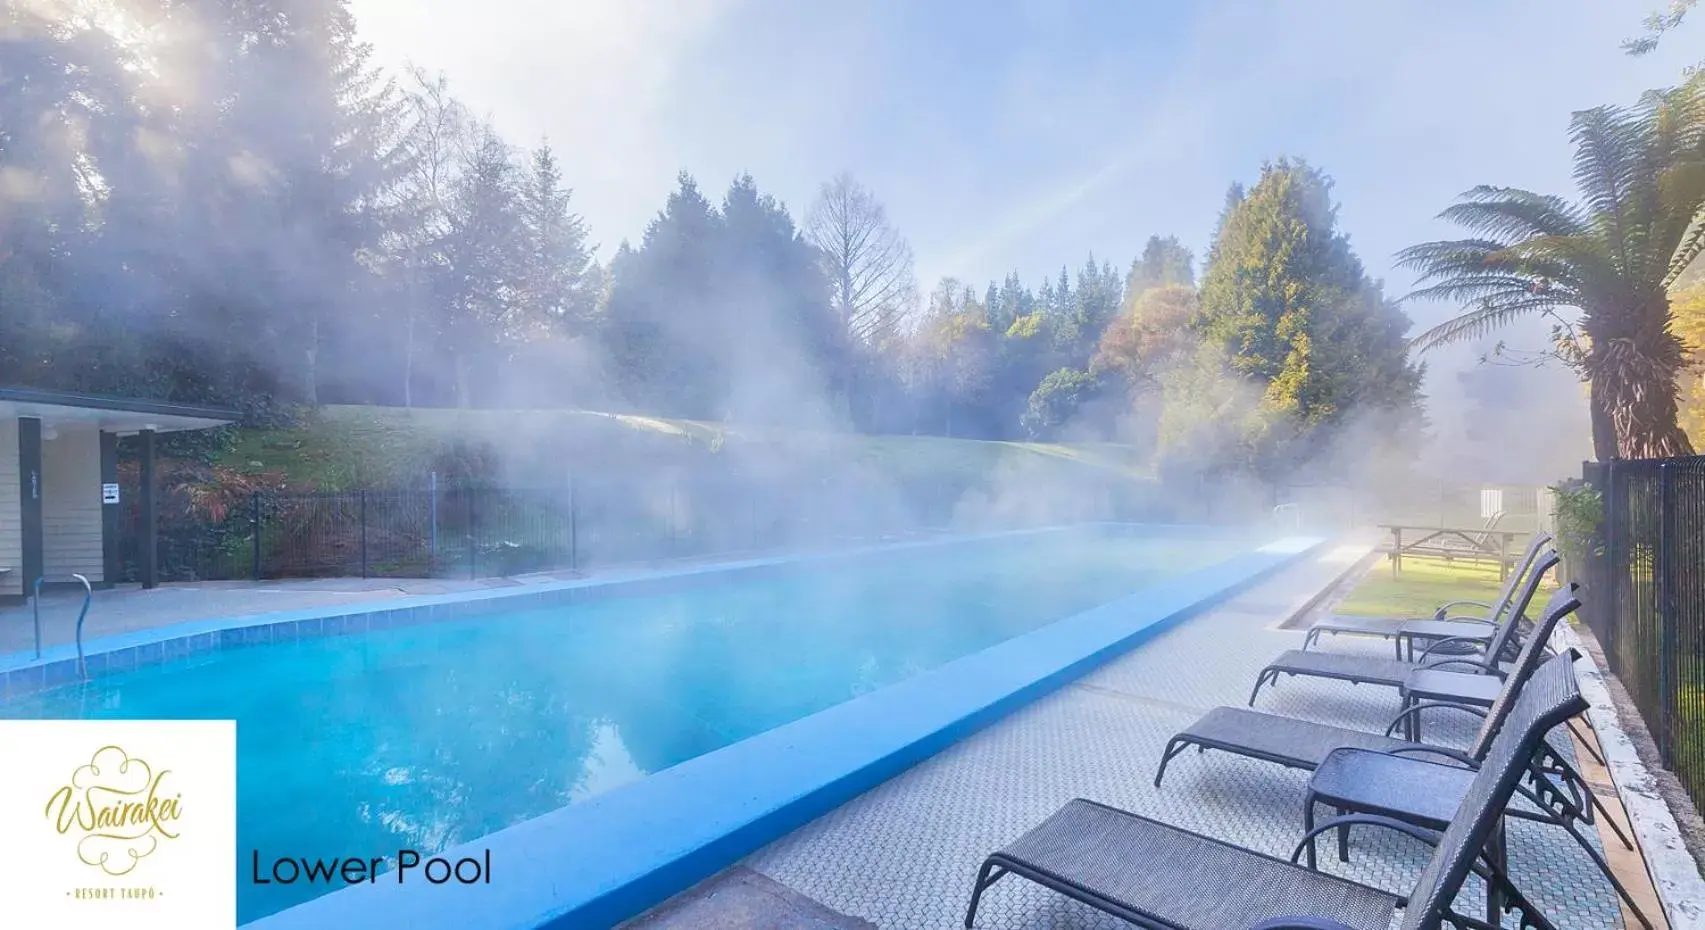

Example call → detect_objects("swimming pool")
2 526 1278 924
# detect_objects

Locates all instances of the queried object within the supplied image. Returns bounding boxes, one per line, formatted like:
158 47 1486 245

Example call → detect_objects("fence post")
1659 462 1678 765
1603 459 1621 670
251 491 262 581
429 472 438 577
568 472 578 573
359 490 369 580
467 488 477 580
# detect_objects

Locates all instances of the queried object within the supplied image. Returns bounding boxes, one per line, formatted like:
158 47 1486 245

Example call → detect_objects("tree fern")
1401 76 1705 458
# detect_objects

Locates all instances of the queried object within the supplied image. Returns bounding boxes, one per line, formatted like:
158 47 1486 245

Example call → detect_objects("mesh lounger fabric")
1397 654 1588 928
992 798 1398 929
973 643 1588 929
1309 749 1469 829
1260 649 1421 688
1398 618 1498 643
1262 551 1563 702
1403 668 1504 705
1162 588 1582 789
1307 612 1419 638
1170 706 1414 770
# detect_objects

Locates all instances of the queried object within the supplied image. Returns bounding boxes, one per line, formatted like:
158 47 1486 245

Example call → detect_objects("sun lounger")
1301 532 1552 658
1304 531 1549 658
962 641 1588 929
1247 550 1559 707
1155 584 1577 789
1305 732 1650 928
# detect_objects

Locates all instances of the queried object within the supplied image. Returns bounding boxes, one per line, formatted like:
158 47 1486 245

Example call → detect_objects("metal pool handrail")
32 575 94 678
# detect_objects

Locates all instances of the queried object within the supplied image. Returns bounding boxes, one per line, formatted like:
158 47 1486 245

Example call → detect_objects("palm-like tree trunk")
1398 75 1705 464
1587 303 1695 458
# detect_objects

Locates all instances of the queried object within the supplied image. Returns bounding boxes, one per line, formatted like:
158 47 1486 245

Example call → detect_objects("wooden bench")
1381 524 1520 580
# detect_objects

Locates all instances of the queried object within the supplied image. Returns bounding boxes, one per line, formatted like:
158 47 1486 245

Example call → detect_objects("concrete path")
0 577 524 658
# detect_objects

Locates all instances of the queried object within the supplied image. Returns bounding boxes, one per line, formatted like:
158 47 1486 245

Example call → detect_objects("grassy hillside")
142 406 1173 583
214 405 1155 493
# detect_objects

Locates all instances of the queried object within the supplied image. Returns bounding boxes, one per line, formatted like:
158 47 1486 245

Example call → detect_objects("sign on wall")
102 483 120 505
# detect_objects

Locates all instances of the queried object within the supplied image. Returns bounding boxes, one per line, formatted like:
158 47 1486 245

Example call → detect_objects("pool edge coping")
1 525 1066 674
1 523 1243 700
238 532 1330 930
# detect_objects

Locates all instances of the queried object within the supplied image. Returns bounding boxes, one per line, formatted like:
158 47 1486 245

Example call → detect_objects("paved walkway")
2 558 741 659
640 544 1629 929
0 536 941 660
0 578 507 658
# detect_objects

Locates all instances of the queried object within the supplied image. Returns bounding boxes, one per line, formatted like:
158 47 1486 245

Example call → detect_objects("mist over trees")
2 0 1432 486
602 173 845 424
1193 160 1424 477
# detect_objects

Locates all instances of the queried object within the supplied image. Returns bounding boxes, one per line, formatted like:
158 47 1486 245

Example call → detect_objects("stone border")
1556 622 1705 927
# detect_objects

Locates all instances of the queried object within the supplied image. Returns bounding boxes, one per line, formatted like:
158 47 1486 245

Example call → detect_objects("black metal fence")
114 469 1191 584
1580 455 1705 808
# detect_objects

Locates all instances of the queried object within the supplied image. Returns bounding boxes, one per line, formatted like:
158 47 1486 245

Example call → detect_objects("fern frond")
1571 104 1646 275
1409 300 1555 352
1665 204 1705 288
1435 187 1587 241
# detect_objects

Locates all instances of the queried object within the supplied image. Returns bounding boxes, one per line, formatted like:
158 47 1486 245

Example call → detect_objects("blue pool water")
3 529 1248 922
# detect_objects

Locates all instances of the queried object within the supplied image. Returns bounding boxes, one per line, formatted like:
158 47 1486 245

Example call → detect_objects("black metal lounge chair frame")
1302 719 1652 928
1247 550 1560 707
1157 589 1640 925
963 653 1591 930
1300 532 1553 658
1160 589 1625 846
962 801 1559 930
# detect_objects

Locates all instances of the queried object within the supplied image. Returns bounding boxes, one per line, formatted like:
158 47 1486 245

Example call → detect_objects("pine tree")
603 173 721 415
1196 159 1422 476
515 143 597 332
1125 236 1195 297
440 123 524 406
719 173 840 424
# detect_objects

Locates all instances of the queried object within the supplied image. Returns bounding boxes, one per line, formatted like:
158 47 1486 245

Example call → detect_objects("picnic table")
1381 523 1520 580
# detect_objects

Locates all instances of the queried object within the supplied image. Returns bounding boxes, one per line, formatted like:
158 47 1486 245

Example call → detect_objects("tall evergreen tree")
515 143 597 332
720 173 841 424
1125 235 1195 297
603 173 720 415
1196 158 1423 475
439 122 524 406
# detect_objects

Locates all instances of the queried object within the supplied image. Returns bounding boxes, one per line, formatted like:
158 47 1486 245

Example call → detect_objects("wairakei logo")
44 745 185 879
0 719 234 929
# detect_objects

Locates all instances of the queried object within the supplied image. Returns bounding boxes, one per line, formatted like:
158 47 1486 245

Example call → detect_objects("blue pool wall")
229 530 1326 930
2 523 1244 700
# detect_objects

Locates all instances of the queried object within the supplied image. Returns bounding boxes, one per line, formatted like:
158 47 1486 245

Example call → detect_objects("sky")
344 0 1700 475
344 0 1697 312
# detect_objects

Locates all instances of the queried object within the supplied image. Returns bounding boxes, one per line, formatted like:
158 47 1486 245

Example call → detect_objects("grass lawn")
213 404 1157 492
1334 556 1520 618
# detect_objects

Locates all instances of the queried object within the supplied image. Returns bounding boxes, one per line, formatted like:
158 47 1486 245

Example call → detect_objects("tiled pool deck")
651 547 1638 929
